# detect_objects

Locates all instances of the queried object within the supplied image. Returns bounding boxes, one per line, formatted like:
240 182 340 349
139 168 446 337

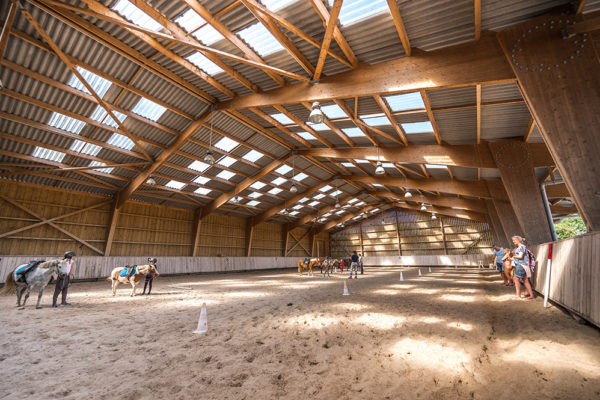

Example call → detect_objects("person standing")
511 236 534 300
359 253 364 275
142 257 157 295
491 245 510 285
349 251 359 279
53 251 75 307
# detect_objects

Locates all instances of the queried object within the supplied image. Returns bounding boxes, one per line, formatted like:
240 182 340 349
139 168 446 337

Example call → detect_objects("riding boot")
142 279 148 295
146 279 152 295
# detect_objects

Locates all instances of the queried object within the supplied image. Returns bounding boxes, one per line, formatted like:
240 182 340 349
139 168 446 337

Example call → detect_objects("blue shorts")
514 264 527 278
496 262 503 273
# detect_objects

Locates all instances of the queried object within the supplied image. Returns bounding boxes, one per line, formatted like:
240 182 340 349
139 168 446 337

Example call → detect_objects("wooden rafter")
347 175 491 198
310 0 358 68
0 0 17 60
273 105 335 147
386 0 411 56
314 0 343 81
374 95 408 145
420 90 441 145
524 118 536 142
474 0 481 40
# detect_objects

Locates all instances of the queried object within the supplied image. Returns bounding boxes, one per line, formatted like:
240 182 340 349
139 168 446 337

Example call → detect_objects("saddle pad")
303 258 310 266
15 264 29 275
119 265 136 277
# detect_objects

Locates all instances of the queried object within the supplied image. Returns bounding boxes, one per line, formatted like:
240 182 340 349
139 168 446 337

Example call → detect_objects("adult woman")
511 236 534 300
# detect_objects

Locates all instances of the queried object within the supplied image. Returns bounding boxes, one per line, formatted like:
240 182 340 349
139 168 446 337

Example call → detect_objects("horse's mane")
37 259 61 269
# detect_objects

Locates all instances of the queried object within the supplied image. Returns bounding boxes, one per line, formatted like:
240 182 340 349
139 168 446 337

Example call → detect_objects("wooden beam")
249 107 314 148
191 208 202 257
273 105 334 147
224 110 294 150
104 195 120 256
395 210 402 255
375 191 487 213
474 0 481 41
281 224 289 256
245 219 254 257
310 0 358 68
359 222 364 255
347 175 491 198
386 0 411 56
523 118 535 142
395 202 487 221
576 0 587 15
374 95 408 145
476 84 481 144
314 0 342 81
498 12 600 230
440 217 448 255
485 180 524 239
0 0 17 60
300 102 355 147
421 90 442 144
219 32 515 110
566 14 600 35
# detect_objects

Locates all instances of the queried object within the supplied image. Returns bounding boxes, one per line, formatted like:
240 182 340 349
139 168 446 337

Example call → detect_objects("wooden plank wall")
330 210 493 258
530 231 600 327
0 181 327 258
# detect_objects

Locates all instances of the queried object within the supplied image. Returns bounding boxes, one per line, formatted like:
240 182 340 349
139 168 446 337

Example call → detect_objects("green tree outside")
555 217 587 240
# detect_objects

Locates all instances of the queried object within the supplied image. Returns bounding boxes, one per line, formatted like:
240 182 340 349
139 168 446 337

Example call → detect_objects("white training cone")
193 303 208 334
400 271 404 281
428 267 432 273
343 281 350 296
418 268 422 276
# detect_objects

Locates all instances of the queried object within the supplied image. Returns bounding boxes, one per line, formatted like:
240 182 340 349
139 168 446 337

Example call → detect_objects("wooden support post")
395 210 402 256
309 230 315 257
488 140 553 244
191 208 202 257
282 225 289 257
359 222 365 256
498 13 600 231
486 181 524 241
440 217 448 255
245 219 254 257
485 199 509 247
104 195 120 256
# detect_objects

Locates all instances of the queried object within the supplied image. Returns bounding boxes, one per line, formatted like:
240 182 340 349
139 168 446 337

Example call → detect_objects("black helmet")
64 251 75 259
147 257 157 263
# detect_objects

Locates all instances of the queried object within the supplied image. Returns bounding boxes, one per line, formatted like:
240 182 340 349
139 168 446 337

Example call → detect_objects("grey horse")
0 260 64 309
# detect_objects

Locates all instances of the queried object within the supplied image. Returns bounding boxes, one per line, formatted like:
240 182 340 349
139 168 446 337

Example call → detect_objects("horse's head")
147 264 160 277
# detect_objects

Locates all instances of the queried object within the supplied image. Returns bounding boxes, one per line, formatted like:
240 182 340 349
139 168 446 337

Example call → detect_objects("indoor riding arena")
1 0 599 399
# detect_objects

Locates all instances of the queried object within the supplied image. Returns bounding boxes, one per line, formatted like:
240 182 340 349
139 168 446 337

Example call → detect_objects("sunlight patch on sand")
408 288 440 294
439 294 476 302
371 289 401 295
334 303 369 311
354 313 406 329
390 338 470 369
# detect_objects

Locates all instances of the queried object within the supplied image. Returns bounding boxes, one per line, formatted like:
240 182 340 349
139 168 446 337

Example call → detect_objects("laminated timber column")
485 199 510 247
191 208 202 257
486 181 524 241
498 12 600 230
488 140 553 244
281 225 289 257
359 222 364 256
395 210 402 256
245 219 254 257
440 217 448 255
104 194 120 256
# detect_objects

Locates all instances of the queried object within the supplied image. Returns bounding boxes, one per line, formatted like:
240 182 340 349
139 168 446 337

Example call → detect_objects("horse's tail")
0 269 16 295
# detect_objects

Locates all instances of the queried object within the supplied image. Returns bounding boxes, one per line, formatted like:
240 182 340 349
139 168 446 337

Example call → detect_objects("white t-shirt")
59 259 74 275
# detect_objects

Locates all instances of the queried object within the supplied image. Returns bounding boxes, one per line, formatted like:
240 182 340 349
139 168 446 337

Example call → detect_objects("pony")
107 264 159 297
0 259 64 309
298 258 321 276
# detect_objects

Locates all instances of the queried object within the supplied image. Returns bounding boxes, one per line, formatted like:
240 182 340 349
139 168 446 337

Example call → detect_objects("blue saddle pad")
16 264 29 275
16 260 44 275
303 258 310 266
119 265 136 277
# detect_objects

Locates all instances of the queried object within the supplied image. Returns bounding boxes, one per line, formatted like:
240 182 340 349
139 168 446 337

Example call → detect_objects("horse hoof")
18 307 25 310
36 306 42 309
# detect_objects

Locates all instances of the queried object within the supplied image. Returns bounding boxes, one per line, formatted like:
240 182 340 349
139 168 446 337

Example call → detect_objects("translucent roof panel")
309 201 320 207
319 185 333 192
70 140 102 156
298 197 309 203
247 200 260 207
189 160 210 172
131 98 167 122
67 67 112 98
425 164 447 169
242 150 264 163
268 187 283 195
353 159 369 163
382 162 395 168
261 0 300 12
216 170 236 180
293 204 304 210
107 133 135 150
275 165 292 175
401 121 434 134
165 180 186 189
329 0 388 27
112 0 163 31
341 162 355 167
271 177 287 186
194 187 211 195
372 183 383 187
32 146 66 163
342 127 365 137
248 192 263 199
193 175 210 185
214 137 239 152
348 198 359 203
218 156 237 167
296 131 316 140
292 172 308 182
48 112 86 134
289 211 299 216
270 113 295 125
314 193 326 200
186 52 224 76
308 123 329 131
330 190 342 196
237 23 284 57
175 9 226 45
89 160 113 174
250 181 267 190
193 24 225 46
384 92 425 112
360 113 390 126
321 104 347 119
90 106 127 128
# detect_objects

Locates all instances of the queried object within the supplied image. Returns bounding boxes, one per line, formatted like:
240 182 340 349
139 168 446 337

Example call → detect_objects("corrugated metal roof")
482 0 570 31
481 82 523 103
481 103 531 141
427 86 476 109
434 108 477 144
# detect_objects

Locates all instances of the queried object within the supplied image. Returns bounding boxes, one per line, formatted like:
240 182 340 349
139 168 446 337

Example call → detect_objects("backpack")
526 249 537 272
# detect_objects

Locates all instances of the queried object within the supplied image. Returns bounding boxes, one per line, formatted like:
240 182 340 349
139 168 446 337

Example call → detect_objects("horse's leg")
16 285 24 306
36 283 48 309
131 280 136 297
19 285 33 309
112 279 118 296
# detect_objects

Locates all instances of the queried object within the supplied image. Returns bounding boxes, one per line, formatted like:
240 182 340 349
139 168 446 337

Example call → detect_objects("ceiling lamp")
431 212 437 219
290 183 298 193
281 208 288 215
290 155 298 193
204 149 215 165
335 198 341 208
420 203 427 211
146 174 156 186
404 189 412 198
231 195 241 203
308 101 324 124
375 147 385 175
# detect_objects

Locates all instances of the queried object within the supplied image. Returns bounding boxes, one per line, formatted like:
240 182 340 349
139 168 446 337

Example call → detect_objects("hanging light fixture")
334 182 341 208
404 189 412 198
204 109 216 165
420 203 427 211
308 101 324 124
375 147 385 175
290 155 298 193
431 212 437 219
146 174 156 185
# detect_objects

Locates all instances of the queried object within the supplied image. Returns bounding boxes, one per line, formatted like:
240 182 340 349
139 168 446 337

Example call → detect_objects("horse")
107 264 159 297
298 258 321 276
0 259 64 309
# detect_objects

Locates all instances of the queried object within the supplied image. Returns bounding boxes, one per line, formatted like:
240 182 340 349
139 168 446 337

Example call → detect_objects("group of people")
491 236 535 300
320 251 364 278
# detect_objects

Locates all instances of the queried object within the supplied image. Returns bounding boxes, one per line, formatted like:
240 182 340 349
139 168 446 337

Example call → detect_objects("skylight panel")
247 200 260 207
216 170 236 181
67 67 112 98
107 133 134 150
218 156 237 167
293 204 304 210
308 123 329 131
342 127 365 137
319 185 333 192
318 218 327 223
298 197 309 203
193 24 225 46
372 183 383 187
335 210 345 215
341 162 355 167
193 176 210 185
186 52 224 76
131 98 167 122
268 187 283 195
32 146 65 163
384 92 425 112
289 211 299 216
330 190 342 197
261 0 299 12
352 215 362 220
194 187 212 195
175 9 225 45
250 181 267 190
361 113 390 126
382 162 395 168
89 106 126 128
275 165 292 175
330 0 388 27
348 198 359 204
214 137 239 152
401 121 434 134
70 140 102 156
356 201 366 206
270 113 295 125
371 208 380 213
89 160 113 174
271 177 287 186
112 0 163 31
323 212 332 217
248 192 263 199
425 164 448 169
237 23 284 57
296 131 316 140
242 150 264 163
314 193 326 200
48 112 86 134
321 104 347 119
354 159 369 163
189 160 210 172
175 9 202 31
165 180 186 190
309 201 320 207
292 172 308 182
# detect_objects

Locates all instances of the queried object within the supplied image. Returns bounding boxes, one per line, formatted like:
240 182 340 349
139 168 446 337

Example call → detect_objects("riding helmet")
147 257 157 263
64 251 76 259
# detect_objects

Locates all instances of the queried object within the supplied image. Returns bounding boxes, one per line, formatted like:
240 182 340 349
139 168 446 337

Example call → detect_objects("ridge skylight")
242 150 264 163
165 180 186 190
186 52 224 76
89 160 113 174
270 113 295 125
384 92 425 112
329 0 388 27
401 121 434 134
342 127 365 137
67 67 112 98
48 112 86 134
237 23 284 57
70 140 102 156
214 137 239 152
32 146 65 163
112 0 163 31
131 98 167 122
107 133 135 150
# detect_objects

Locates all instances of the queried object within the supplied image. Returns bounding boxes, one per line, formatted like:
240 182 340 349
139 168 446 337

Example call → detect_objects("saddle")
302 258 310 266
119 265 137 278
16 260 45 283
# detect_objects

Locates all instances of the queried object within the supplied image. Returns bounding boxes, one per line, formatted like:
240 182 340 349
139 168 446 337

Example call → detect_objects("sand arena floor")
1 267 599 400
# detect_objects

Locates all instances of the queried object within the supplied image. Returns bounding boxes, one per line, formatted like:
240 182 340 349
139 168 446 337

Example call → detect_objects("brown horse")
298 258 321 276
107 264 159 297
